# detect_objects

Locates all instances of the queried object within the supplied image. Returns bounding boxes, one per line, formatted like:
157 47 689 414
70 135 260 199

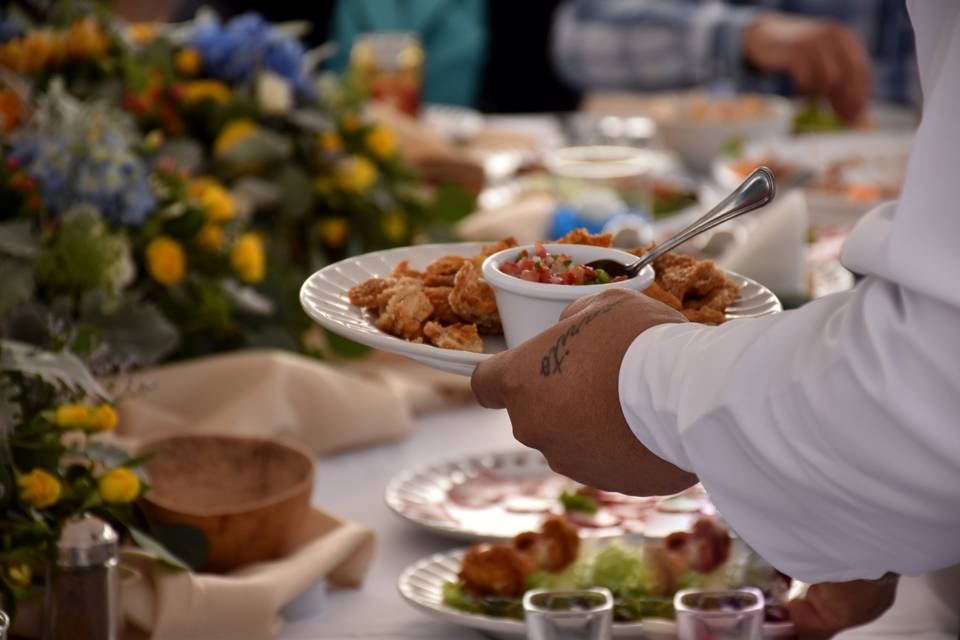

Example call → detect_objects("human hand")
787 574 898 639
471 289 698 496
743 13 872 122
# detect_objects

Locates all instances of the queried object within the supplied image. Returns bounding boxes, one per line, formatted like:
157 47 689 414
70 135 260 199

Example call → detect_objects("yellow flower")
65 17 110 61
146 236 187 286
214 119 258 158
98 468 141 504
231 233 266 283
319 218 349 248
340 113 361 133
382 210 408 242
335 156 377 194
180 80 231 105
55 403 91 429
175 47 202 76
365 126 396 158
195 223 225 253
128 22 161 46
188 178 236 222
88 404 118 432
319 131 343 154
8 564 32 587
18 469 61 509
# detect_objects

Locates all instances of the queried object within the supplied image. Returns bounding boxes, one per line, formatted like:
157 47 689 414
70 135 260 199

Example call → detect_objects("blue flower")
0 11 23 43
188 12 307 90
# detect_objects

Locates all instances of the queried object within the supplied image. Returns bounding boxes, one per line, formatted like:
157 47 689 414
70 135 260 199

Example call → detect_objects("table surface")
280 404 520 640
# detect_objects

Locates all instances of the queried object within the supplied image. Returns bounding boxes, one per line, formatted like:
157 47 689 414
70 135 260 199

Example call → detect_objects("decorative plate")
300 243 781 376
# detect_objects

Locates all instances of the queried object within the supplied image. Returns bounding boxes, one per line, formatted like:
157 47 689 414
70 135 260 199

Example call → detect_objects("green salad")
443 541 783 623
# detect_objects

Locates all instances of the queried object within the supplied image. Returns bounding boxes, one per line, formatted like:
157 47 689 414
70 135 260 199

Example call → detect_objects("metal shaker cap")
57 515 118 568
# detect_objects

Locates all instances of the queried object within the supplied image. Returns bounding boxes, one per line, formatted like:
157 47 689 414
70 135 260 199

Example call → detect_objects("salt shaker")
0 609 9 640
45 515 121 640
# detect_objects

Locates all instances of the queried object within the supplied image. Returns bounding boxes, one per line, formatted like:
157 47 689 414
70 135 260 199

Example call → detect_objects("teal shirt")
327 0 487 107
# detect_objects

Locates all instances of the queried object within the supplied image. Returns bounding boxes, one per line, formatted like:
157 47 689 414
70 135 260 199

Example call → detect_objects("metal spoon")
585 167 776 279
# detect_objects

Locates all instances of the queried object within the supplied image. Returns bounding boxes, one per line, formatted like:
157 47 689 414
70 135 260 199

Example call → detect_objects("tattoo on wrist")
539 299 626 377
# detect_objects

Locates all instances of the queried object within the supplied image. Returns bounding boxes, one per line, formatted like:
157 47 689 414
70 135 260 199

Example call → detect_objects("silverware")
585 166 776 279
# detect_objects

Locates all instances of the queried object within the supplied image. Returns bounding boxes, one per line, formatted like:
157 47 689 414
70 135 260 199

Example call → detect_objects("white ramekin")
482 243 654 348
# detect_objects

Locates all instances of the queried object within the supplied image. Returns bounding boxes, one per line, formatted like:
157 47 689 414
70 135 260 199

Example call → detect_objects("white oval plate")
300 243 781 376
385 449 715 542
398 548 797 640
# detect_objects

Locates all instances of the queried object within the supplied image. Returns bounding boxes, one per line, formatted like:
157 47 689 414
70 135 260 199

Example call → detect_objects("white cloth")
618 0 960 584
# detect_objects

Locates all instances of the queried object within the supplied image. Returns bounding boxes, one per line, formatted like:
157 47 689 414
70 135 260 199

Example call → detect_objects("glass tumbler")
523 588 613 640
674 587 765 640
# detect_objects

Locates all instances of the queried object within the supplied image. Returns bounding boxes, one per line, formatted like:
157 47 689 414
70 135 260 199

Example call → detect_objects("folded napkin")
718 189 810 298
111 349 473 457
122 507 375 640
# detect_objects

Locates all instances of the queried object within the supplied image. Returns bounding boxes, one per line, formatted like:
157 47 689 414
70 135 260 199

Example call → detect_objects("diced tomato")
534 242 547 259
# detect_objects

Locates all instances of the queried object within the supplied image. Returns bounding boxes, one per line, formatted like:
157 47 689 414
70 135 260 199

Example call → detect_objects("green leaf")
429 183 476 223
0 220 39 259
129 527 193 571
0 258 35 316
78 295 179 367
140 523 207 571
559 490 599 515
275 164 316 220
0 340 109 399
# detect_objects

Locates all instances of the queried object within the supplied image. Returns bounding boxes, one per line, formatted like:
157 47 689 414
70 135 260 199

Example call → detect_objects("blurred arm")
550 0 758 90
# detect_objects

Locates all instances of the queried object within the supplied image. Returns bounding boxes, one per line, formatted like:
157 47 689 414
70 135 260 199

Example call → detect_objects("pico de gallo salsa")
498 243 628 285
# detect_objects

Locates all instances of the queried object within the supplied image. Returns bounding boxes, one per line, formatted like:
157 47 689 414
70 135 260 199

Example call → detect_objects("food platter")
398 548 798 639
300 242 782 376
385 449 716 542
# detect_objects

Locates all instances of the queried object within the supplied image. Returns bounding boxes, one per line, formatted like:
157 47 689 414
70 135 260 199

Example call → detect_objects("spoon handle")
636 167 776 270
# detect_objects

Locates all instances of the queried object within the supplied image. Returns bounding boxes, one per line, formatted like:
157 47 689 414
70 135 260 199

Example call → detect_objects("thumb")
471 354 508 409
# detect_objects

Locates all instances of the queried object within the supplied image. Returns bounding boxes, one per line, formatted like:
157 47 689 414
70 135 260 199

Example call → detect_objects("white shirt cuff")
618 322 702 473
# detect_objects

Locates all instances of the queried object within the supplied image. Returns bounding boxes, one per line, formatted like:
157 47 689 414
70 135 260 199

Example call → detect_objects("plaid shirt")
552 0 918 105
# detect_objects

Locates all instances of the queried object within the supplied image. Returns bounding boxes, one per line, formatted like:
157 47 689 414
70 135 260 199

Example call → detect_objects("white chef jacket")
618 0 960 584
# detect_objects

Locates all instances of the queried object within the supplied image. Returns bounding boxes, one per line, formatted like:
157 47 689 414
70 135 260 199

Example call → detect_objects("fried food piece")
392 259 425 280
374 278 433 340
449 261 501 333
682 307 726 325
643 543 685 597
643 282 683 311
513 516 580 573
348 277 394 310
424 286 461 324
556 228 614 247
459 543 534 598
689 266 728 297
686 280 741 313
481 237 519 257
424 255 467 287
653 253 716 303
423 321 484 353
663 516 732 574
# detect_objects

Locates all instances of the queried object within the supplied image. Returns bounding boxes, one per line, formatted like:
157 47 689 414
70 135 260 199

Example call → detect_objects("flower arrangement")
0 340 194 617
0 5 473 365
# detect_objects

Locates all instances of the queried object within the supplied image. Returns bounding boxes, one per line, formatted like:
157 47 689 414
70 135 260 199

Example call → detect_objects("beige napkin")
456 192 555 244
110 349 470 456
122 507 375 640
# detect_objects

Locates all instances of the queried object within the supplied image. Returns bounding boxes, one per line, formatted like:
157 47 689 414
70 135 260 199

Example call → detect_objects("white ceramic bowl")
658 95 793 172
482 244 654 348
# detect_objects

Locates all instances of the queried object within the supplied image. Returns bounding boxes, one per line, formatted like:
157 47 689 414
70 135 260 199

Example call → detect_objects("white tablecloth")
278 404 959 640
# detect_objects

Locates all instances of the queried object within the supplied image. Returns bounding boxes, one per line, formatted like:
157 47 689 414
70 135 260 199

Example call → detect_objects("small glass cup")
544 145 657 246
523 588 613 640
674 587 765 640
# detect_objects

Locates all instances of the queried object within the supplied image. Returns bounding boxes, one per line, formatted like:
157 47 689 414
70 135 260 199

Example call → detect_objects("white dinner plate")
385 449 715 542
712 131 913 227
398 548 797 640
300 243 782 376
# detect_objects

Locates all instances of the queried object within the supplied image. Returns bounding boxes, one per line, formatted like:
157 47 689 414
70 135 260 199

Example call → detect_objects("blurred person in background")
552 0 917 122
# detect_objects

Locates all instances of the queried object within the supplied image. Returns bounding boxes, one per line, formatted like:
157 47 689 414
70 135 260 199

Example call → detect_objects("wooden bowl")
140 434 314 573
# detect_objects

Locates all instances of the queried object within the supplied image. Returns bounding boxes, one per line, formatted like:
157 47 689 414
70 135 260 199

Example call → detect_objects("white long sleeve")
617 0 960 584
